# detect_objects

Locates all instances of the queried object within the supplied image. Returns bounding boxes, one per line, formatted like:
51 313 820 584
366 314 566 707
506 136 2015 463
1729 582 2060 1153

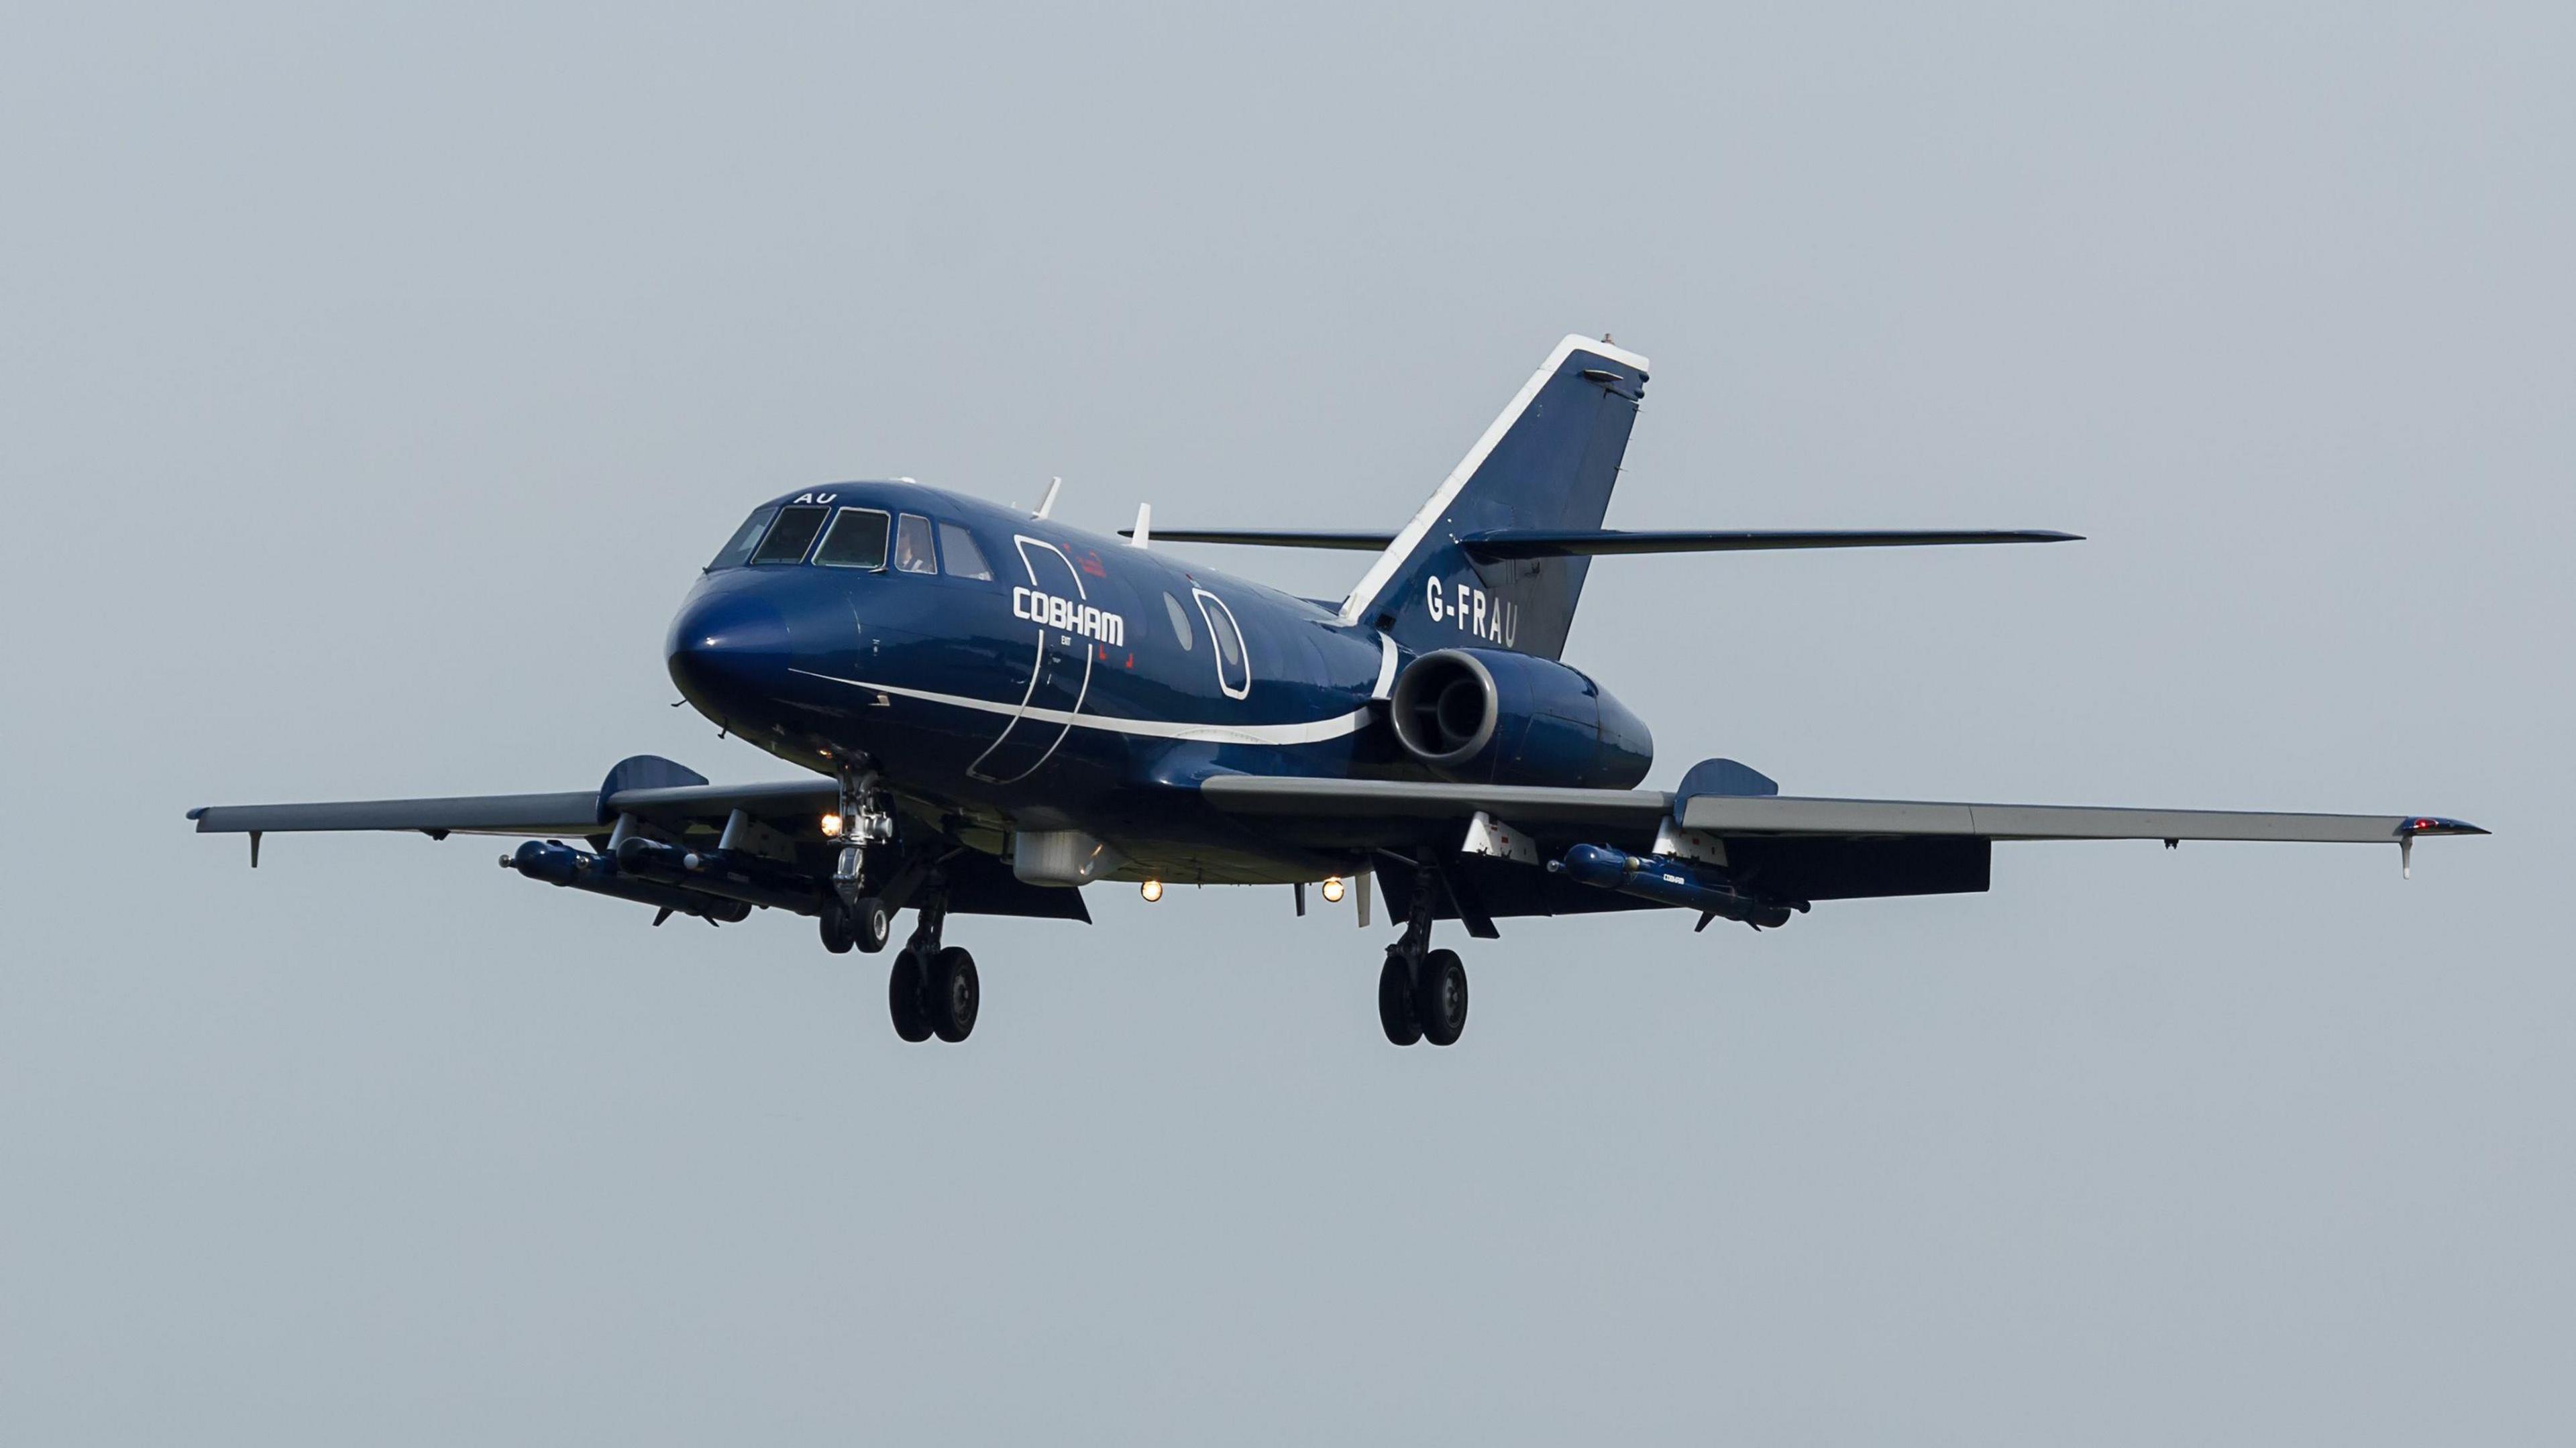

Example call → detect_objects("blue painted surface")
663 479 1540 879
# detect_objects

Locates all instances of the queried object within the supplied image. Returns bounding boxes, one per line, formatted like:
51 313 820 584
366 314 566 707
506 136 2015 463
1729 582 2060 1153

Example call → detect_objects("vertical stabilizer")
1340 335 1650 660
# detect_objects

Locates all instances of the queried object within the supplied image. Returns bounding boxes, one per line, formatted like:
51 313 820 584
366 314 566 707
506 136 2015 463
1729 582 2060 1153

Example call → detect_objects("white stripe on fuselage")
790 669 1374 745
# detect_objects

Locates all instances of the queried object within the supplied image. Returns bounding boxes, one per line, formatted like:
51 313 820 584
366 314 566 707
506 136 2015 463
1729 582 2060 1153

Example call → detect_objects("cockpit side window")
938 522 994 581
894 513 938 575
750 504 831 565
708 505 780 570
813 508 892 569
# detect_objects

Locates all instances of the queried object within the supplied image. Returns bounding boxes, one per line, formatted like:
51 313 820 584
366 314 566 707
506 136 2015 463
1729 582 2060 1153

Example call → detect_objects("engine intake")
1387 648 1652 789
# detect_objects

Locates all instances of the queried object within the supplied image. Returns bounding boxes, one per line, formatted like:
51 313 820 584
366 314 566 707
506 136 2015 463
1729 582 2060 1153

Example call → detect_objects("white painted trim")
1336 333 1652 626
969 535 1095 783
1371 632 1398 700
790 669 1375 745
1193 587 1252 701
1653 814 1728 866
1461 810 1539 865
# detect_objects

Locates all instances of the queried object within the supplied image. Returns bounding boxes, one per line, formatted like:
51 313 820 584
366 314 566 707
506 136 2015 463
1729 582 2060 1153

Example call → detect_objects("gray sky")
4 3 2569 1441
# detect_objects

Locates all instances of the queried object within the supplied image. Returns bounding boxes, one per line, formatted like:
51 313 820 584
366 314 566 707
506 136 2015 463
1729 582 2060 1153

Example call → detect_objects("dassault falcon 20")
190 335 2484 1046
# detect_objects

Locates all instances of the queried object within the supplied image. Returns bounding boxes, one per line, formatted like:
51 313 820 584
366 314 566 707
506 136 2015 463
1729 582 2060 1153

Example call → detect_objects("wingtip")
2401 816 2488 837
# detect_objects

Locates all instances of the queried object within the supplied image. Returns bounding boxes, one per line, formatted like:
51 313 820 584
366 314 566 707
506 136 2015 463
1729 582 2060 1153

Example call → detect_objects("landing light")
1140 879 1163 903
820 813 844 838
1320 876 1346 903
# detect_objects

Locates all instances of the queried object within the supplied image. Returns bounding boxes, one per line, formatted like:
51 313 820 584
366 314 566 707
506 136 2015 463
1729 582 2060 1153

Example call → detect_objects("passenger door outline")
967 535 1095 784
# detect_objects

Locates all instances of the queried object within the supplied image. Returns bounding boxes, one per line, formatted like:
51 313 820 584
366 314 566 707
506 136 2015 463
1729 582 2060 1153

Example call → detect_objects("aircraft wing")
1199 771 2481 930
188 761 837 845
185 754 1087 923
1198 775 2483 845
1672 795 2481 843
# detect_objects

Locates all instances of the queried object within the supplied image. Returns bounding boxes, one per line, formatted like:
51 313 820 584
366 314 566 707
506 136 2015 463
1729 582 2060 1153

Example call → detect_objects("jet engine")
1386 648 1653 789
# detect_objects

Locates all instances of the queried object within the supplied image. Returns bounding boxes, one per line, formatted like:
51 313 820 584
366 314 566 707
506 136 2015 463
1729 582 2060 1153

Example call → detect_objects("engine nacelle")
1387 648 1653 789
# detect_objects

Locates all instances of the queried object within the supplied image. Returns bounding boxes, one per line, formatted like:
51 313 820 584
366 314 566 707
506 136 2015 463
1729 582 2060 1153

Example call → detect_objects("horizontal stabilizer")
1458 528 2081 559
1119 528 1396 550
1121 526 2080 558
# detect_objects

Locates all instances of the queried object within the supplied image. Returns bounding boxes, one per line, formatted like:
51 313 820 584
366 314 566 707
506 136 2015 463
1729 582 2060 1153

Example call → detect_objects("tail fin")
1340 334 1650 660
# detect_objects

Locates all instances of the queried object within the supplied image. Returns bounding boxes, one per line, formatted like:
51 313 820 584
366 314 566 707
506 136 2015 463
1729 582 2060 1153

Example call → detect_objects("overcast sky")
3 3 2569 1442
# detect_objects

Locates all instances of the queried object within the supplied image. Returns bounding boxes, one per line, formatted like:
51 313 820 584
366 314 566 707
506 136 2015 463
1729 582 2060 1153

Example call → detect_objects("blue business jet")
191 335 2483 1046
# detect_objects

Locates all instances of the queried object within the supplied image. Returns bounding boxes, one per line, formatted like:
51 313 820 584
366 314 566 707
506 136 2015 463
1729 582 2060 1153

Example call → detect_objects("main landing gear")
885 898 975 1044
1377 887 1468 1046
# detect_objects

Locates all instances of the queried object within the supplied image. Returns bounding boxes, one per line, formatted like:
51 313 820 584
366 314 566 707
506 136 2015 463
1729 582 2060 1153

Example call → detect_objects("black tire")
927 946 979 1043
1378 951 1421 1046
888 948 932 1042
851 896 892 954
1415 948 1467 1046
818 903 854 954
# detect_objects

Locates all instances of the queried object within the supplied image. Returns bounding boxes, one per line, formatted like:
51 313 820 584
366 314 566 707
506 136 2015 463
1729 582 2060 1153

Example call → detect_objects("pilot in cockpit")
893 515 937 574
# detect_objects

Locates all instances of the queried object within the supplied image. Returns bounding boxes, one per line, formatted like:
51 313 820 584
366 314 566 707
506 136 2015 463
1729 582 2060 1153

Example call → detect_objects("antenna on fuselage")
1129 502 1151 549
1033 476 1062 520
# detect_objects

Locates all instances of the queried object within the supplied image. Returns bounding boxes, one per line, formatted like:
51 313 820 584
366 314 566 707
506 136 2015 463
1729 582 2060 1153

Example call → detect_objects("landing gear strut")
824 767 896 956
886 895 975 1044
1377 873 1467 1047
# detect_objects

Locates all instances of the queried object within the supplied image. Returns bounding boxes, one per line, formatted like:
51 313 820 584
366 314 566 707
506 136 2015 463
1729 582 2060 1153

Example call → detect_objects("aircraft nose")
666 588 793 708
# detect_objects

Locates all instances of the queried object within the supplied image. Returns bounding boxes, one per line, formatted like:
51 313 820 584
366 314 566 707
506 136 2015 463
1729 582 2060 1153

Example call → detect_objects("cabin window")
939 522 994 581
894 513 938 574
708 505 778 570
1162 592 1194 651
751 504 830 565
813 507 892 569
1194 588 1250 699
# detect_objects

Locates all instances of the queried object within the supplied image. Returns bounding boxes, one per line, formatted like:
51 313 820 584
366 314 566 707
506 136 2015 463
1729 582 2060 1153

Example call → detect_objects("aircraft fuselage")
664 481 1434 884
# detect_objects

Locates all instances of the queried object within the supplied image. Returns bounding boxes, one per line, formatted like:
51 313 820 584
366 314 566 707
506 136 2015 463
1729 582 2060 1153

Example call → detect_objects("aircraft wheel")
888 948 932 1042
1415 948 1467 1046
818 903 854 954
927 946 979 1043
850 896 892 954
1378 950 1421 1046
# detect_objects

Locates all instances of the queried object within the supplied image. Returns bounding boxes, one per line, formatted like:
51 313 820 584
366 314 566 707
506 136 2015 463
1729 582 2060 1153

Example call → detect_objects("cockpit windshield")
815 508 892 569
707 499 954 575
749 505 830 565
706 505 779 570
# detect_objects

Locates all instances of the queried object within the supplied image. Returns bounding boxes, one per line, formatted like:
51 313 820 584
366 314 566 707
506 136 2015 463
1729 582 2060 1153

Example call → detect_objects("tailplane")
1133 334 2080 657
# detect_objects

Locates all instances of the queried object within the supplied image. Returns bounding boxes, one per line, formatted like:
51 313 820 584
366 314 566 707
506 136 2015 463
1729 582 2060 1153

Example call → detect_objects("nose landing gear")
820 895 890 955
